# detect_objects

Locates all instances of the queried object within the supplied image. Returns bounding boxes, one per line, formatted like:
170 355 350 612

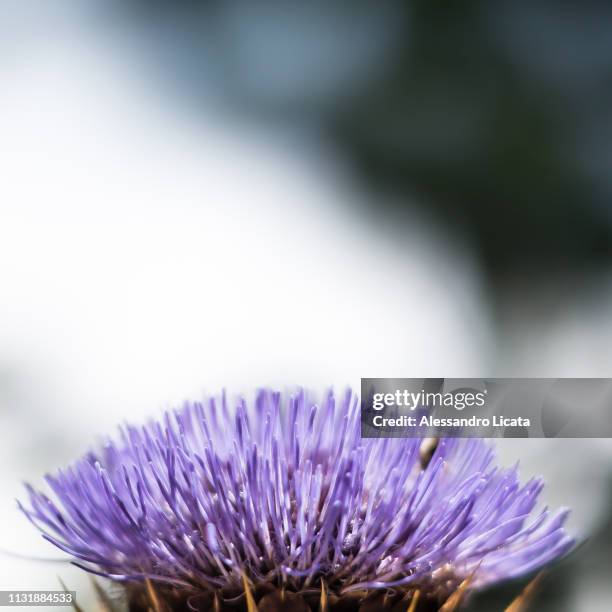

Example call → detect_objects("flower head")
21 389 573 610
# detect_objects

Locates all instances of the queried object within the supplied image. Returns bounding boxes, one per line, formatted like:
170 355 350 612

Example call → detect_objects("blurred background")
1 0 612 609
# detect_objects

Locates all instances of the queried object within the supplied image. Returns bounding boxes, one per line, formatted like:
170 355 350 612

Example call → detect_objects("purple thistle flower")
20 389 573 610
